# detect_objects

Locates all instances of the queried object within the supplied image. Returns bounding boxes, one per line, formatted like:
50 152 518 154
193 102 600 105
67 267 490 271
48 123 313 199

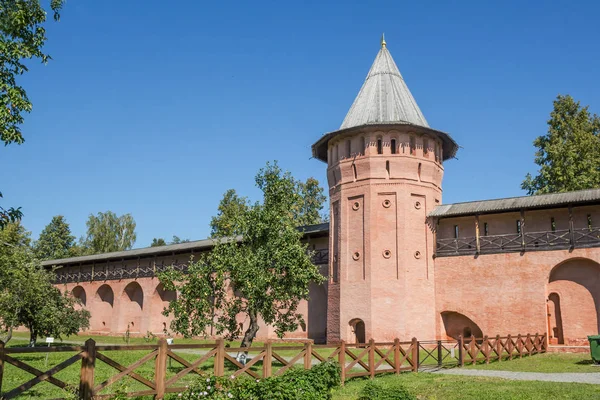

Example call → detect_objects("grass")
465 352 599 373
333 373 600 399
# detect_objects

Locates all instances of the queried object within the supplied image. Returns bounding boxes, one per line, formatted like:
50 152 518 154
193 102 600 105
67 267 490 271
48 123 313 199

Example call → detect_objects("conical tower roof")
340 38 429 129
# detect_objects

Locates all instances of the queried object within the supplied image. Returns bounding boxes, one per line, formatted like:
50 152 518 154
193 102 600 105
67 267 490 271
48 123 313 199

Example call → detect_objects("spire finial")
381 33 386 48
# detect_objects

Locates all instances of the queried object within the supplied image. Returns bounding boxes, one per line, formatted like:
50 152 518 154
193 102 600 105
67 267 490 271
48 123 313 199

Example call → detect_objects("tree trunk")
1 327 12 344
29 327 36 347
240 312 260 348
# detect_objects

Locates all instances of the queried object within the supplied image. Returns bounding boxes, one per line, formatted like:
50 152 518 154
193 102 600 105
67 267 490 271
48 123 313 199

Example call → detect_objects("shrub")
171 360 340 400
358 380 416 400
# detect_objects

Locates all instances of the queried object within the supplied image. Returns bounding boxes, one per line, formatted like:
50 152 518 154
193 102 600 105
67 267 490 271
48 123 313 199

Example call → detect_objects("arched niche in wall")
72 285 87 307
149 283 176 334
119 282 144 333
92 284 115 332
441 311 483 340
349 318 366 344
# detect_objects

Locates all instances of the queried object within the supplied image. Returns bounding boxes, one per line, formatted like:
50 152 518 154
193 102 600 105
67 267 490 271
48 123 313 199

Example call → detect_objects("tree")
171 235 190 244
522 95 600 195
33 215 76 260
210 189 248 237
151 238 167 247
81 211 137 254
160 161 325 347
295 177 327 226
0 0 65 227
0 223 89 345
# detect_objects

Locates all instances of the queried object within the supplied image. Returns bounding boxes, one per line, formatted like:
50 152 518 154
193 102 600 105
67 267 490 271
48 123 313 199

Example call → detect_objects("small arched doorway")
547 293 564 344
349 319 366 344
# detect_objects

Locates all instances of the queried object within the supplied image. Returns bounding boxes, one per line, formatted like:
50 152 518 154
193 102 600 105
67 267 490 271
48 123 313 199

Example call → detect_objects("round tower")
312 37 458 343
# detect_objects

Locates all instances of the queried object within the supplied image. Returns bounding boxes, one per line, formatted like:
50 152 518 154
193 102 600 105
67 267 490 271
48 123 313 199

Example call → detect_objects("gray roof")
41 223 330 267
340 42 428 130
429 188 600 219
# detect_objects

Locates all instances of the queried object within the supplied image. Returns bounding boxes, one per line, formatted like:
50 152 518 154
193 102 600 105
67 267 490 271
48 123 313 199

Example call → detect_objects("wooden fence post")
496 335 501 362
526 333 532 357
411 337 419 373
263 341 272 378
517 334 522 358
368 339 375 379
339 341 346 385
534 333 539 354
458 335 464 367
483 335 489 364
393 338 400 374
0 340 5 397
304 341 312 370
437 340 443 368
214 338 225 377
470 335 476 365
79 338 96 400
154 338 168 400
543 333 548 353
507 334 513 360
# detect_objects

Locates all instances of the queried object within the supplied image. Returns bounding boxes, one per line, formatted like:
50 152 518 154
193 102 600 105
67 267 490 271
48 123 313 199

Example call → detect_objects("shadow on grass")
575 359 597 366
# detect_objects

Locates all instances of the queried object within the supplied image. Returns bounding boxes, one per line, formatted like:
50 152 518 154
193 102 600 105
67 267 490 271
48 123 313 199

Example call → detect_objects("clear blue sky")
3 0 600 248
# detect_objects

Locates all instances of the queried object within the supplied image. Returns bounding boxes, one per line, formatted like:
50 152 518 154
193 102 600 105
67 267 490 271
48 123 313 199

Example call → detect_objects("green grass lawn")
333 373 600 400
465 352 598 373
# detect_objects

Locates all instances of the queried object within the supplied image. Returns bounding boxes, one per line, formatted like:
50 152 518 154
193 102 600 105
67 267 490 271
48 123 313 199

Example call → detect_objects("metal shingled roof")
340 44 429 130
428 188 600 218
41 223 330 267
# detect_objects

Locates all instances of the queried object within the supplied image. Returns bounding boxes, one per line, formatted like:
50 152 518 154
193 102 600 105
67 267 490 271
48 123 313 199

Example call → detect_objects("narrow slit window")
454 225 459 238
551 217 556 232
410 136 416 155
418 162 422 180
588 214 593 231
391 139 396 154
360 137 366 156
346 140 351 158
423 139 429 155
352 164 357 181
377 138 383 154
386 160 390 178
484 222 489 236
516 220 521 234
434 143 439 162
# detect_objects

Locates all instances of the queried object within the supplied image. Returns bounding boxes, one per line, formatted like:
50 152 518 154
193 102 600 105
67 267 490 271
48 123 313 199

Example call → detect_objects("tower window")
516 220 521 234
391 139 396 154
377 138 383 154
423 139 429 155
360 136 366 155
386 160 390 178
484 222 489 236
588 214 593 231
410 136 416 155
454 225 459 238
346 140 351 158
550 217 556 232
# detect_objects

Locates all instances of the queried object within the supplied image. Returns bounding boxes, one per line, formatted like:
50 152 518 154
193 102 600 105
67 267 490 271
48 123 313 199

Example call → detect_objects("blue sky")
3 0 600 247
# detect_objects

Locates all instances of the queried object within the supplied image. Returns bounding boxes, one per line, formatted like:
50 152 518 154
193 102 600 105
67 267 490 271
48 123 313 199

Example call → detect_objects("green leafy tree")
0 0 65 228
0 223 89 345
151 238 167 247
81 211 137 254
210 189 248 237
171 235 190 244
295 177 327 226
160 161 325 347
33 215 76 260
522 95 600 195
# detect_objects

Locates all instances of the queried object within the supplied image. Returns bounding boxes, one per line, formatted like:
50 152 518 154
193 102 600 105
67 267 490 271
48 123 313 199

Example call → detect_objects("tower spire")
381 33 386 48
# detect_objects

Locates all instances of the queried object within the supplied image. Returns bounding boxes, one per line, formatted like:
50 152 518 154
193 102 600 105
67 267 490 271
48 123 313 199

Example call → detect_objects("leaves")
160 161 326 346
81 211 137 254
522 95 600 195
33 215 76 260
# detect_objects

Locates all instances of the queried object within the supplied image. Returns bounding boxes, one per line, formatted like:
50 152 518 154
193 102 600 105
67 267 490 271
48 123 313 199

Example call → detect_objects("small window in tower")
454 225 459 238
410 136 416 155
484 222 489 236
346 140 351 158
391 139 396 154
423 139 429 155
377 138 383 154
516 220 521 234
551 217 556 232
434 143 439 162
588 214 593 231
438 144 443 161
386 160 390 178
360 137 366 155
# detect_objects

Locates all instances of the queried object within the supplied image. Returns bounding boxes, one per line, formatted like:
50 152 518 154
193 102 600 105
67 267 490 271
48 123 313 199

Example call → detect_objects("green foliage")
210 189 248 237
522 94 600 195
0 191 23 229
0 224 90 346
295 177 327 226
171 235 190 244
161 161 325 347
358 380 416 400
151 237 167 247
172 360 340 400
81 211 137 254
33 215 76 260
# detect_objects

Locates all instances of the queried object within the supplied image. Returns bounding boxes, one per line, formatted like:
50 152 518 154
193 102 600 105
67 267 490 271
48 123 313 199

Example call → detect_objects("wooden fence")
0 333 546 399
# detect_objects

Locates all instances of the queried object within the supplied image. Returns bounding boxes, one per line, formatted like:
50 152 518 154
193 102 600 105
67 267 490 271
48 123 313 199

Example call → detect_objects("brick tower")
312 37 459 343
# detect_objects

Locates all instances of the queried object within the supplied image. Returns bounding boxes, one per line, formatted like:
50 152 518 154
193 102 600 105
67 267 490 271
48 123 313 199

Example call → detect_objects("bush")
171 360 340 400
358 380 416 400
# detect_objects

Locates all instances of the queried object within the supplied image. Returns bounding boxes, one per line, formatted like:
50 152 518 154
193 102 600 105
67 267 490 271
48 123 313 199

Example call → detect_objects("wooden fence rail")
0 333 546 399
